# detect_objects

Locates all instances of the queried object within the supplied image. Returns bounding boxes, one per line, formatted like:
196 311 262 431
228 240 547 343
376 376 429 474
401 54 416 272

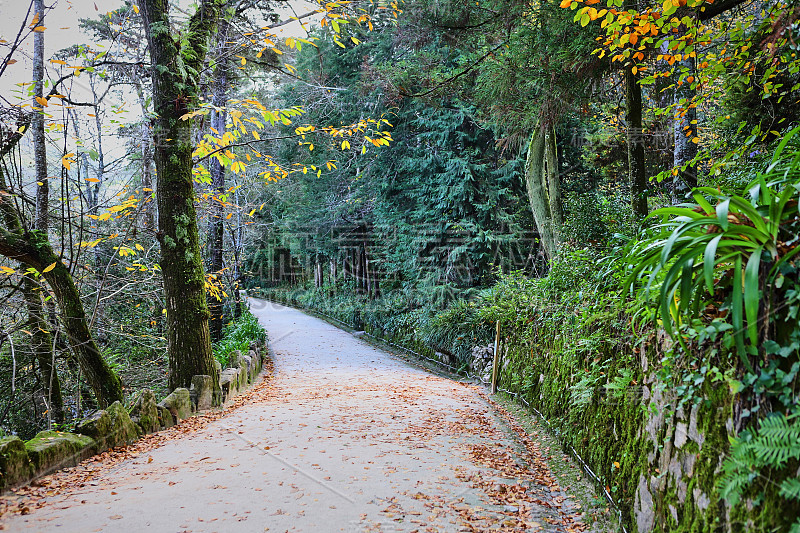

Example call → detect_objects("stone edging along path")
0 340 268 500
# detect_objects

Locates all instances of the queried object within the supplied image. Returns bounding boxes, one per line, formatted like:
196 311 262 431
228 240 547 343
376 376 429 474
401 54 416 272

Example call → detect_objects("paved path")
3 300 589 532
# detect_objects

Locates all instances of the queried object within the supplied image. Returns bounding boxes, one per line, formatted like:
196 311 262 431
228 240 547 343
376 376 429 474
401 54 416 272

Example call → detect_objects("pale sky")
0 0 318 106
0 0 319 188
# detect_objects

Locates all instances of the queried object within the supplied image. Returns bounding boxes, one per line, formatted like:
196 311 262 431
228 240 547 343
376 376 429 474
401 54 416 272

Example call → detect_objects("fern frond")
780 478 800 501
752 414 800 468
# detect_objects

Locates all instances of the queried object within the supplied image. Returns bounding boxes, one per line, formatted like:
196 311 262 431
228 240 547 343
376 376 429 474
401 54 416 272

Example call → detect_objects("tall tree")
139 0 221 391
32 0 48 233
524 125 563 261
626 65 648 217
207 15 233 342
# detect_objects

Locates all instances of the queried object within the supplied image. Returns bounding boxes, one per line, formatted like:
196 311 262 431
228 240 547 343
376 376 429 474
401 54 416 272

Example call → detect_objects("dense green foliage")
213 309 267 369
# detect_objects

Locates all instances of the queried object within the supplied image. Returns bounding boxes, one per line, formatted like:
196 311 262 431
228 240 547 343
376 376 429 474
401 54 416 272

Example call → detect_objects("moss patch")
25 431 95 477
0 436 33 491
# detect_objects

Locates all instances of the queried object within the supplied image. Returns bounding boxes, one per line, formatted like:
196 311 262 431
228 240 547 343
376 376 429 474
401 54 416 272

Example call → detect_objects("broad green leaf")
703 234 722 293
744 247 763 346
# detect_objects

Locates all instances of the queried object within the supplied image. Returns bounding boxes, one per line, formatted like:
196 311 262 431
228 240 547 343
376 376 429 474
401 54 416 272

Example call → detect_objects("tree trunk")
32 0 48 233
28 3 65 423
672 55 698 202
140 0 221 392
134 84 155 232
0 228 123 407
23 277 64 426
626 65 648 217
207 22 231 342
544 128 563 235
523 125 562 262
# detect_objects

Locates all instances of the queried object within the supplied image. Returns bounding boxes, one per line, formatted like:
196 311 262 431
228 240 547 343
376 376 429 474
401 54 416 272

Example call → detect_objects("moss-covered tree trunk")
140 0 221 391
23 278 64 426
524 125 562 262
0 228 123 407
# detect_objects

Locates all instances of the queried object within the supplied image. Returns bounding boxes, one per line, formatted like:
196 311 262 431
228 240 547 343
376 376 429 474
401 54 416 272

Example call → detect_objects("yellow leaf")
252 130 260 140
35 96 48 107
226 213 233 219
559 0 572 7
135 243 144 251
248 209 256 216
50 59 66 65
98 212 112 221
613 461 620 468
691 137 700 144
0 266 15 275
42 262 57 273
85 177 100 183
61 153 75 170
132 4 139 13
33 26 46 32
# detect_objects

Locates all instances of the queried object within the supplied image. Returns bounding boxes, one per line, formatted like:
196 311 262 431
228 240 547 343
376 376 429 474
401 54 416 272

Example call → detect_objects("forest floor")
0 300 616 532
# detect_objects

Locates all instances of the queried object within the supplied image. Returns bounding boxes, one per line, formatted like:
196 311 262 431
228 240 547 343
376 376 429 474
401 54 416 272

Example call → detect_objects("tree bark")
523 125 562 262
23 277 64 425
626 65 648 217
140 0 221 391
32 0 48 233
207 18 231 342
672 55 698 202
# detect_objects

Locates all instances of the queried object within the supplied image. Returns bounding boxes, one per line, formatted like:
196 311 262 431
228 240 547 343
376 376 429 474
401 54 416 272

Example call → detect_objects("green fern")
780 478 800 501
604 368 634 400
719 413 800 509
752 414 800 467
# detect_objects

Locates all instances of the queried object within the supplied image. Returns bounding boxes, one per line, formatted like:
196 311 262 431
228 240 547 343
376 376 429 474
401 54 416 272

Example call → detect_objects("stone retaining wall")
0 341 266 493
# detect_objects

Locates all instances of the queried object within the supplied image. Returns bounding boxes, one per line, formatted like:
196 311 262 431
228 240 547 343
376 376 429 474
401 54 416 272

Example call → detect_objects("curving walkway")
2 299 591 532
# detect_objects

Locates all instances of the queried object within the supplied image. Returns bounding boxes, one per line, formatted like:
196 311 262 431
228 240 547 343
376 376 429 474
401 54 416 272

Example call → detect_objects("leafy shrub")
625 128 800 366
214 310 266 368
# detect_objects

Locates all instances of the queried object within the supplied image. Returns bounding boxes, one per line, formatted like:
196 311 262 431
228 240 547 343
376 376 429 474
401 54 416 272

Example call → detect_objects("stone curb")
0 340 266 494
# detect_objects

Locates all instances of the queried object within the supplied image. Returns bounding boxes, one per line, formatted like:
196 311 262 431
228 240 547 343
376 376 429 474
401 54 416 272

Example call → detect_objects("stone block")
0 437 32 491
130 389 159 435
249 349 261 374
230 350 244 369
157 405 174 429
243 355 254 382
220 368 240 402
75 410 113 451
158 388 193 422
106 401 139 448
191 375 214 410
25 431 95 477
